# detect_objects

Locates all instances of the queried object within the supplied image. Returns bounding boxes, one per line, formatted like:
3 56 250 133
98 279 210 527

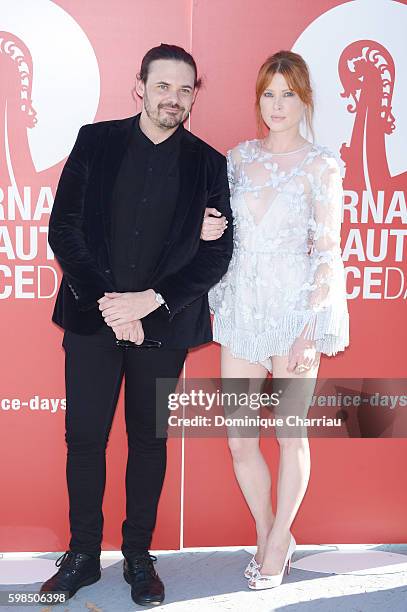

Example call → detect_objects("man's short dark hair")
138 43 202 89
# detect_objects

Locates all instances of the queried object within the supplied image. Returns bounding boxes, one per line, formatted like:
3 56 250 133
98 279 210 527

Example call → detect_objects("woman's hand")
201 207 228 241
287 336 318 374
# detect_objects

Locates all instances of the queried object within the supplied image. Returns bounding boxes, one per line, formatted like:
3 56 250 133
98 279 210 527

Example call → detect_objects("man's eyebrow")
155 81 193 89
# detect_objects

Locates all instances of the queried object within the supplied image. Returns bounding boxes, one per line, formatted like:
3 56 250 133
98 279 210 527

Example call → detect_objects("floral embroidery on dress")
209 139 350 373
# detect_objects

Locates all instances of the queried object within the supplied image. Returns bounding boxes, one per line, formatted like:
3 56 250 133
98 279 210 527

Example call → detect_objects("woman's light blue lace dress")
208 139 350 372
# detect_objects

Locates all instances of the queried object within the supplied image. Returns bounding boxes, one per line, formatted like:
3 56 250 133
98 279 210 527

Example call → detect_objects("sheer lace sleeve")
300 154 349 354
226 147 241 198
208 148 237 317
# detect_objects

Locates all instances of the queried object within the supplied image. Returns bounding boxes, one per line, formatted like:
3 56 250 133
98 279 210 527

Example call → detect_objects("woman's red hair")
255 50 314 139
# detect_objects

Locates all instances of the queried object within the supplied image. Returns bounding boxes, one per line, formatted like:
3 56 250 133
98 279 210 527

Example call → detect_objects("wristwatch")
154 291 170 314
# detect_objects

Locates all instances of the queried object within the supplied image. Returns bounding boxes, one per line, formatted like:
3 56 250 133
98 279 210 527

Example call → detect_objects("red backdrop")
0 0 406 552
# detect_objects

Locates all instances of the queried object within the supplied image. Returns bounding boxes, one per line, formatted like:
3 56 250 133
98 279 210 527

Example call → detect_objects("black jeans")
62 324 187 557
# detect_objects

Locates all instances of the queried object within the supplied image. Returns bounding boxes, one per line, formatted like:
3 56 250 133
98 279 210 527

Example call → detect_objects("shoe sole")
123 571 164 606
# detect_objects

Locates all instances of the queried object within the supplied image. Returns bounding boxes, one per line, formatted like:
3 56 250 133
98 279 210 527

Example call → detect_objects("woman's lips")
271 116 286 122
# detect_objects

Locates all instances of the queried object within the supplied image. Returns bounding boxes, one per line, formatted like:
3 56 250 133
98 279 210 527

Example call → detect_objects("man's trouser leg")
63 326 124 555
121 346 187 556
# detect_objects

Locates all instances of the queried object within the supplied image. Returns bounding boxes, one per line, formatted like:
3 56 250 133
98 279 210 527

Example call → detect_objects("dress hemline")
211 310 350 367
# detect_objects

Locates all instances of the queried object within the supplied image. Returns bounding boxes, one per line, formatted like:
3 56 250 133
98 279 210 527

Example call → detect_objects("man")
41 43 232 606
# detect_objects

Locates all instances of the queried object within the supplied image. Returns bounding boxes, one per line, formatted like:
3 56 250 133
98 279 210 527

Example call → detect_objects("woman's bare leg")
259 353 320 575
221 346 273 564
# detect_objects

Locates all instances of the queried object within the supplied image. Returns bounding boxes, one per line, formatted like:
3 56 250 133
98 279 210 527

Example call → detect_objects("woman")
203 50 349 590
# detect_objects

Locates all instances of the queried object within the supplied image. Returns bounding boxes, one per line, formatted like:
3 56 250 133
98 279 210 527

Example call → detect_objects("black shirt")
110 114 182 292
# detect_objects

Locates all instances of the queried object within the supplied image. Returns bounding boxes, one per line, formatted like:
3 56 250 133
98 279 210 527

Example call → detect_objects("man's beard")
144 92 187 129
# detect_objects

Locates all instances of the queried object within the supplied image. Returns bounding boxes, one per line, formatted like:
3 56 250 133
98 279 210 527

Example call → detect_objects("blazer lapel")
101 115 136 252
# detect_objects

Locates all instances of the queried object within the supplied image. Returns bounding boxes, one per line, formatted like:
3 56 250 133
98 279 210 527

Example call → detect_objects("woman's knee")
227 436 259 462
276 435 308 451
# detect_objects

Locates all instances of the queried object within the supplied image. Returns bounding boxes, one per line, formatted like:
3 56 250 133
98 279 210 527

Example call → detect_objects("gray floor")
1 545 407 611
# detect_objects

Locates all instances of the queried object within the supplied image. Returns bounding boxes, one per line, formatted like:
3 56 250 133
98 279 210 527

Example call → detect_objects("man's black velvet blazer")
48 115 233 349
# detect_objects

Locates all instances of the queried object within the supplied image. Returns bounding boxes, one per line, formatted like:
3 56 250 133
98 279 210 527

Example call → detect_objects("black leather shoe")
123 553 164 606
40 551 101 599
